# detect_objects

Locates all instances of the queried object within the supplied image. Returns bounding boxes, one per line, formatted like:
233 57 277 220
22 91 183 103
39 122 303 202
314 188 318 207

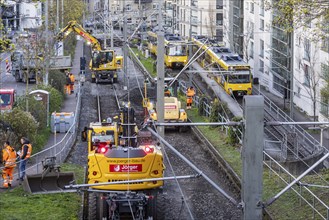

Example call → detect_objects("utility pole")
123 0 128 90
156 0 165 140
103 0 107 48
139 0 143 50
242 96 264 220
289 31 294 119
61 0 64 28
109 0 113 48
56 0 59 31
188 0 193 87
45 0 49 85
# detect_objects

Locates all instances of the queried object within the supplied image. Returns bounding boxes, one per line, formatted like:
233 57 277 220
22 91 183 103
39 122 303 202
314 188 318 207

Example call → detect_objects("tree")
295 38 322 121
265 0 329 39
242 22 254 62
207 2 216 38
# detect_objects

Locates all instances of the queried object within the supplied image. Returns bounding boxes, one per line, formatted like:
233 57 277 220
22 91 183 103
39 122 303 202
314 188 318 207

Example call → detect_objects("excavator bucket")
22 157 76 194
23 171 76 194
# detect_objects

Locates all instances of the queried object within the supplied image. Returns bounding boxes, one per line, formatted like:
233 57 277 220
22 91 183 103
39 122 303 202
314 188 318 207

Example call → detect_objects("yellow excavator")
56 20 123 83
81 106 165 219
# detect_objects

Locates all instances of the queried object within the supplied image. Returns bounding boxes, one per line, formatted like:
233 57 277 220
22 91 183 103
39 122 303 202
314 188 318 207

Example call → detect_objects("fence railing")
264 152 329 220
179 81 328 218
0 83 82 183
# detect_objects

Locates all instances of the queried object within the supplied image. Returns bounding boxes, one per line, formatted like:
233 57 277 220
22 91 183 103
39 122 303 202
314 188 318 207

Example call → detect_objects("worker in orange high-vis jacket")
1 141 17 188
186 86 195 109
65 71 71 95
69 73 75 93
18 137 32 182
164 86 171 97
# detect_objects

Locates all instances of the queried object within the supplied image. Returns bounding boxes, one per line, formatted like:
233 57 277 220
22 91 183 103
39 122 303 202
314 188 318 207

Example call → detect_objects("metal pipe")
266 121 329 126
155 122 242 126
147 127 239 206
65 175 197 189
298 182 329 189
265 152 329 207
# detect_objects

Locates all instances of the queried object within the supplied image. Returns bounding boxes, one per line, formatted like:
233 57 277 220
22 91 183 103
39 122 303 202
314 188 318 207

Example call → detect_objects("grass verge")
130 47 157 77
0 163 84 220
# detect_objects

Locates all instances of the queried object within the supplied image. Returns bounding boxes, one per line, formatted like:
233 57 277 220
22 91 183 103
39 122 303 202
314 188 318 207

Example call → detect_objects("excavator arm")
56 20 102 51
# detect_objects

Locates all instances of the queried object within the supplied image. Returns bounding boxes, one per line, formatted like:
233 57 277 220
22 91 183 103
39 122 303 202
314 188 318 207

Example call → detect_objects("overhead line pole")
45 0 49 85
188 0 193 86
156 0 165 143
123 0 128 90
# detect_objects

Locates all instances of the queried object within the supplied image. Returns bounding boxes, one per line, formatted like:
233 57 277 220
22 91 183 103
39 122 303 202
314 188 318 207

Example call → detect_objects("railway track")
65 46 243 219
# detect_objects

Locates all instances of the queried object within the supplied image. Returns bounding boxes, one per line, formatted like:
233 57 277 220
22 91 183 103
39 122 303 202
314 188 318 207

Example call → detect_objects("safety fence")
0 83 81 184
178 81 328 219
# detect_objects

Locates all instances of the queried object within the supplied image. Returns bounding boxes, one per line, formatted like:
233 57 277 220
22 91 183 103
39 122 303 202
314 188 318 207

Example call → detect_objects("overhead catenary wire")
149 120 195 220
146 127 239 206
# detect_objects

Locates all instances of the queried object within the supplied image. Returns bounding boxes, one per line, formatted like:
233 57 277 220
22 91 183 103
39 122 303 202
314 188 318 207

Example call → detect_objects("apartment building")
1 0 42 32
92 0 155 32
224 0 329 120
173 0 224 41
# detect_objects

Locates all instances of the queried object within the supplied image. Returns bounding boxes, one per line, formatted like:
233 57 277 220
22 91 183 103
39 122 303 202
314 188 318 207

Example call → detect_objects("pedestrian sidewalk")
0 41 83 191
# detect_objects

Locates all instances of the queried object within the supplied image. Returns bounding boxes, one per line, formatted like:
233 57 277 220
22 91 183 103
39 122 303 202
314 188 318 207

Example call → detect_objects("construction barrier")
5 59 11 75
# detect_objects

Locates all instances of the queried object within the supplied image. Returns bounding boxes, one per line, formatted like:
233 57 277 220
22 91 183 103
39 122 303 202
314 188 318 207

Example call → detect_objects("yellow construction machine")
143 78 188 132
80 106 165 219
56 20 123 83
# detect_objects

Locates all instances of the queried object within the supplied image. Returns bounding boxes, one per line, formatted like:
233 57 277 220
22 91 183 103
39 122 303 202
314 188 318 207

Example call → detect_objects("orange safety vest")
69 74 75 83
3 146 17 168
21 144 32 159
187 88 195 97
164 90 171 96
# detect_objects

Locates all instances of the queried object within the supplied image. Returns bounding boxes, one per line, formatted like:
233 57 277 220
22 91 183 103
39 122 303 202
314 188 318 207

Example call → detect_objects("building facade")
224 0 329 120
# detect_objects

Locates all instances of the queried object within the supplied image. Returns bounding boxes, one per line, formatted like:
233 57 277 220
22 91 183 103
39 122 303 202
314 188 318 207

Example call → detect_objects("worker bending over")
186 86 195 109
1 141 17 188
164 86 171 97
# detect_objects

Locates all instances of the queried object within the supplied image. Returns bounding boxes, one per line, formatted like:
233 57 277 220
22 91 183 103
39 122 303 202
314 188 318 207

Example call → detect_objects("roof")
0 89 15 93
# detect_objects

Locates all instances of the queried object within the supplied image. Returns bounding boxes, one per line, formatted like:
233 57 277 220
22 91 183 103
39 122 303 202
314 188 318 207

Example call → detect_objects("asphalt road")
0 52 36 96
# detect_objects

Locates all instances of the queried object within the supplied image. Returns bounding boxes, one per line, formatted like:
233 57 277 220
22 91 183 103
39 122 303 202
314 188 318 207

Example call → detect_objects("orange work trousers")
66 84 71 94
70 83 74 92
2 167 14 188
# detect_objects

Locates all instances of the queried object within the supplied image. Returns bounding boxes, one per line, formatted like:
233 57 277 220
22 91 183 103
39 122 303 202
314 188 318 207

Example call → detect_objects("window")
153 3 158 9
322 63 329 81
304 64 310 87
216 0 223 9
304 39 310 61
321 37 329 52
260 0 264 16
250 22 254 39
250 2 254 14
296 86 301 97
126 4 132 11
216 13 223 26
259 59 264 73
260 39 264 58
249 41 254 59
260 19 264 31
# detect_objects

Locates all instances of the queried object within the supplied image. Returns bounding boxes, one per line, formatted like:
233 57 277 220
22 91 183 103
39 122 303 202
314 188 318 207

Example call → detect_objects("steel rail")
147 127 239 206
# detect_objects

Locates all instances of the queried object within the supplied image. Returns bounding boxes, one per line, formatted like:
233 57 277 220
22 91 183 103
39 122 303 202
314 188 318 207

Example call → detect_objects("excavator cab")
23 157 75 194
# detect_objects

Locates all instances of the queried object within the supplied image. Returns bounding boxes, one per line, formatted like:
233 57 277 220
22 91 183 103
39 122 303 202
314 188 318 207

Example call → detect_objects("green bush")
49 69 67 95
2 108 40 151
36 84 64 113
227 116 243 145
16 96 47 129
